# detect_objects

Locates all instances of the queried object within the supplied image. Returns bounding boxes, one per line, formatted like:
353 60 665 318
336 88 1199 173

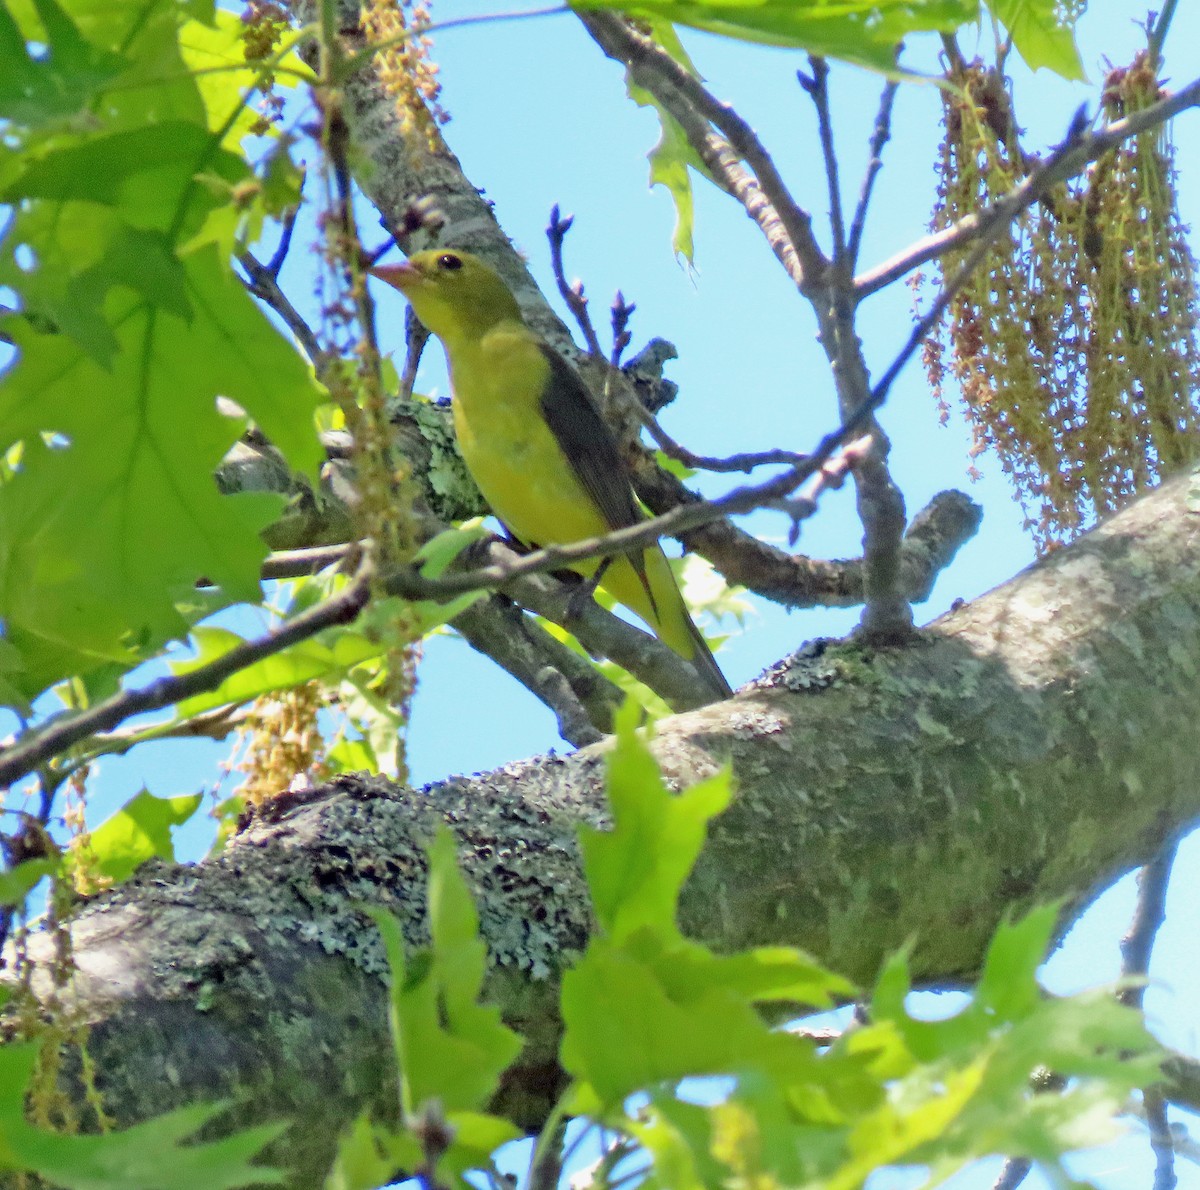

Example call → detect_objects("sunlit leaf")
368 829 522 1118
988 0 1084 79
578 700 732 941
573 0 979 72
80 788 203 884
0 1043 284 1188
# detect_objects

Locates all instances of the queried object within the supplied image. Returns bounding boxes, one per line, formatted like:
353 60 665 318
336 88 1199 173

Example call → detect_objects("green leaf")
572 0 979 72
326 736 378 775
324 1114 395 1190
651 942 853 1011
629 1096 724 1190
367 828 522 1119
172 621 386 719
432 1112 522 1188
414 519 490 579
0 0 126 129
622 23 710 261
179 6 312 146
81 788 203 884
2 120 247 218
987 0 1084 79
561 939 823 1107
0 857 58 906
0 1042 284 1188
578 699 732 941
0 245 324 702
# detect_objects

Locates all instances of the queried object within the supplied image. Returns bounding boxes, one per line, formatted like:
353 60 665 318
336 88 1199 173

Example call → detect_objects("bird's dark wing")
537 343 657 614
537 344 642 533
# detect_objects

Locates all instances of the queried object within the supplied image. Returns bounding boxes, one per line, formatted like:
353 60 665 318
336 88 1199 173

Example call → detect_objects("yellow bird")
371 249 731 701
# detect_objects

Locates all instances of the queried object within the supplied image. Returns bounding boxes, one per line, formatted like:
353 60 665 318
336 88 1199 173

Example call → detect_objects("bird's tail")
605 548 733 702
681 608 733 701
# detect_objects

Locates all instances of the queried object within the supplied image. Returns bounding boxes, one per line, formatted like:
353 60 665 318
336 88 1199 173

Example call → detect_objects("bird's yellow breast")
447 324 611 558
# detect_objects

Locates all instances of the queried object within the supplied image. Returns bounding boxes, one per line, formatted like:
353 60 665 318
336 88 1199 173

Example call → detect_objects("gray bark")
21 469 1200 1186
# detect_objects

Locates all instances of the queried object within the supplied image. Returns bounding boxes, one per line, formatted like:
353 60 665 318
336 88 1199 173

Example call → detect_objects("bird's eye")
436 253 463 271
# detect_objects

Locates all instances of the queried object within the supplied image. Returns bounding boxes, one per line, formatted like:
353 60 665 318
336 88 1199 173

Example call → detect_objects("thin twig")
610 291 635 368
238 248 324 364
0 561 374 791
400 305 431 399
266 178 304 277
1120 834 1181 1190
991 1157 1032 1190
637 405 810 474
1120 838 1178 1008
799 57 845 263
547 205 603 357
262 543 354 579
940 31 967 73
1149 0 1180 68
780 436 873 540
855 76 1200 298
847 78 899 271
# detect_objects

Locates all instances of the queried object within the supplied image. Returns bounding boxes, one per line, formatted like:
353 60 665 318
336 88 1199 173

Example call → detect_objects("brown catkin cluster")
1079 54 1200 515
926 53 1200 548
360 0 448 155
240 0 290 134
236 682 330 807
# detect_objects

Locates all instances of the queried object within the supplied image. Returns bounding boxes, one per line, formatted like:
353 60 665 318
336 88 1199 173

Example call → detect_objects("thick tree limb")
18 469 1200 1185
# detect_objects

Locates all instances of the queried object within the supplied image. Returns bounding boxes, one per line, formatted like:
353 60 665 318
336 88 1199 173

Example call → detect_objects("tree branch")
846 78 898 272
854 75 1200 299
578 10 827 287
0 560 374 791
798 57 845 264
19 470 1200 1185
237 249 325 365
1120 834 1181 1190
636 404 810 474
379 437 872 606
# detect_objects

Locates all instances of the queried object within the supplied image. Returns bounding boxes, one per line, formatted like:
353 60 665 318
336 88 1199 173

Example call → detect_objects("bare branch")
400 305 432 399
798 57 846 263
847 78 899 271
453 595 622 740
262 544 355 579
855 76 1200 298
637 454 980 607
547 206 603 358
636 405 810 474
610 291 635 369
267 183 304 277
0 560 374 792
1148 0 1180 68
528 1114 569 1190
238 248 325 364
462 542 724 711
1120 834 1181 1190
991 1157 1032 1190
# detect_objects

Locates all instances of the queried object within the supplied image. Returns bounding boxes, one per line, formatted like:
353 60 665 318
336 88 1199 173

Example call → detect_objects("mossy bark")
16 470 1200 1186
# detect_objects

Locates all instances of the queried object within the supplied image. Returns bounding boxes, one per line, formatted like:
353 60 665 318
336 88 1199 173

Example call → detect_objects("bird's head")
370 249 523 342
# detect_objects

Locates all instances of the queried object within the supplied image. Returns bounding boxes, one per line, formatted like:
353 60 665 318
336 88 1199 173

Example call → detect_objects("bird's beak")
368 262 418 292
